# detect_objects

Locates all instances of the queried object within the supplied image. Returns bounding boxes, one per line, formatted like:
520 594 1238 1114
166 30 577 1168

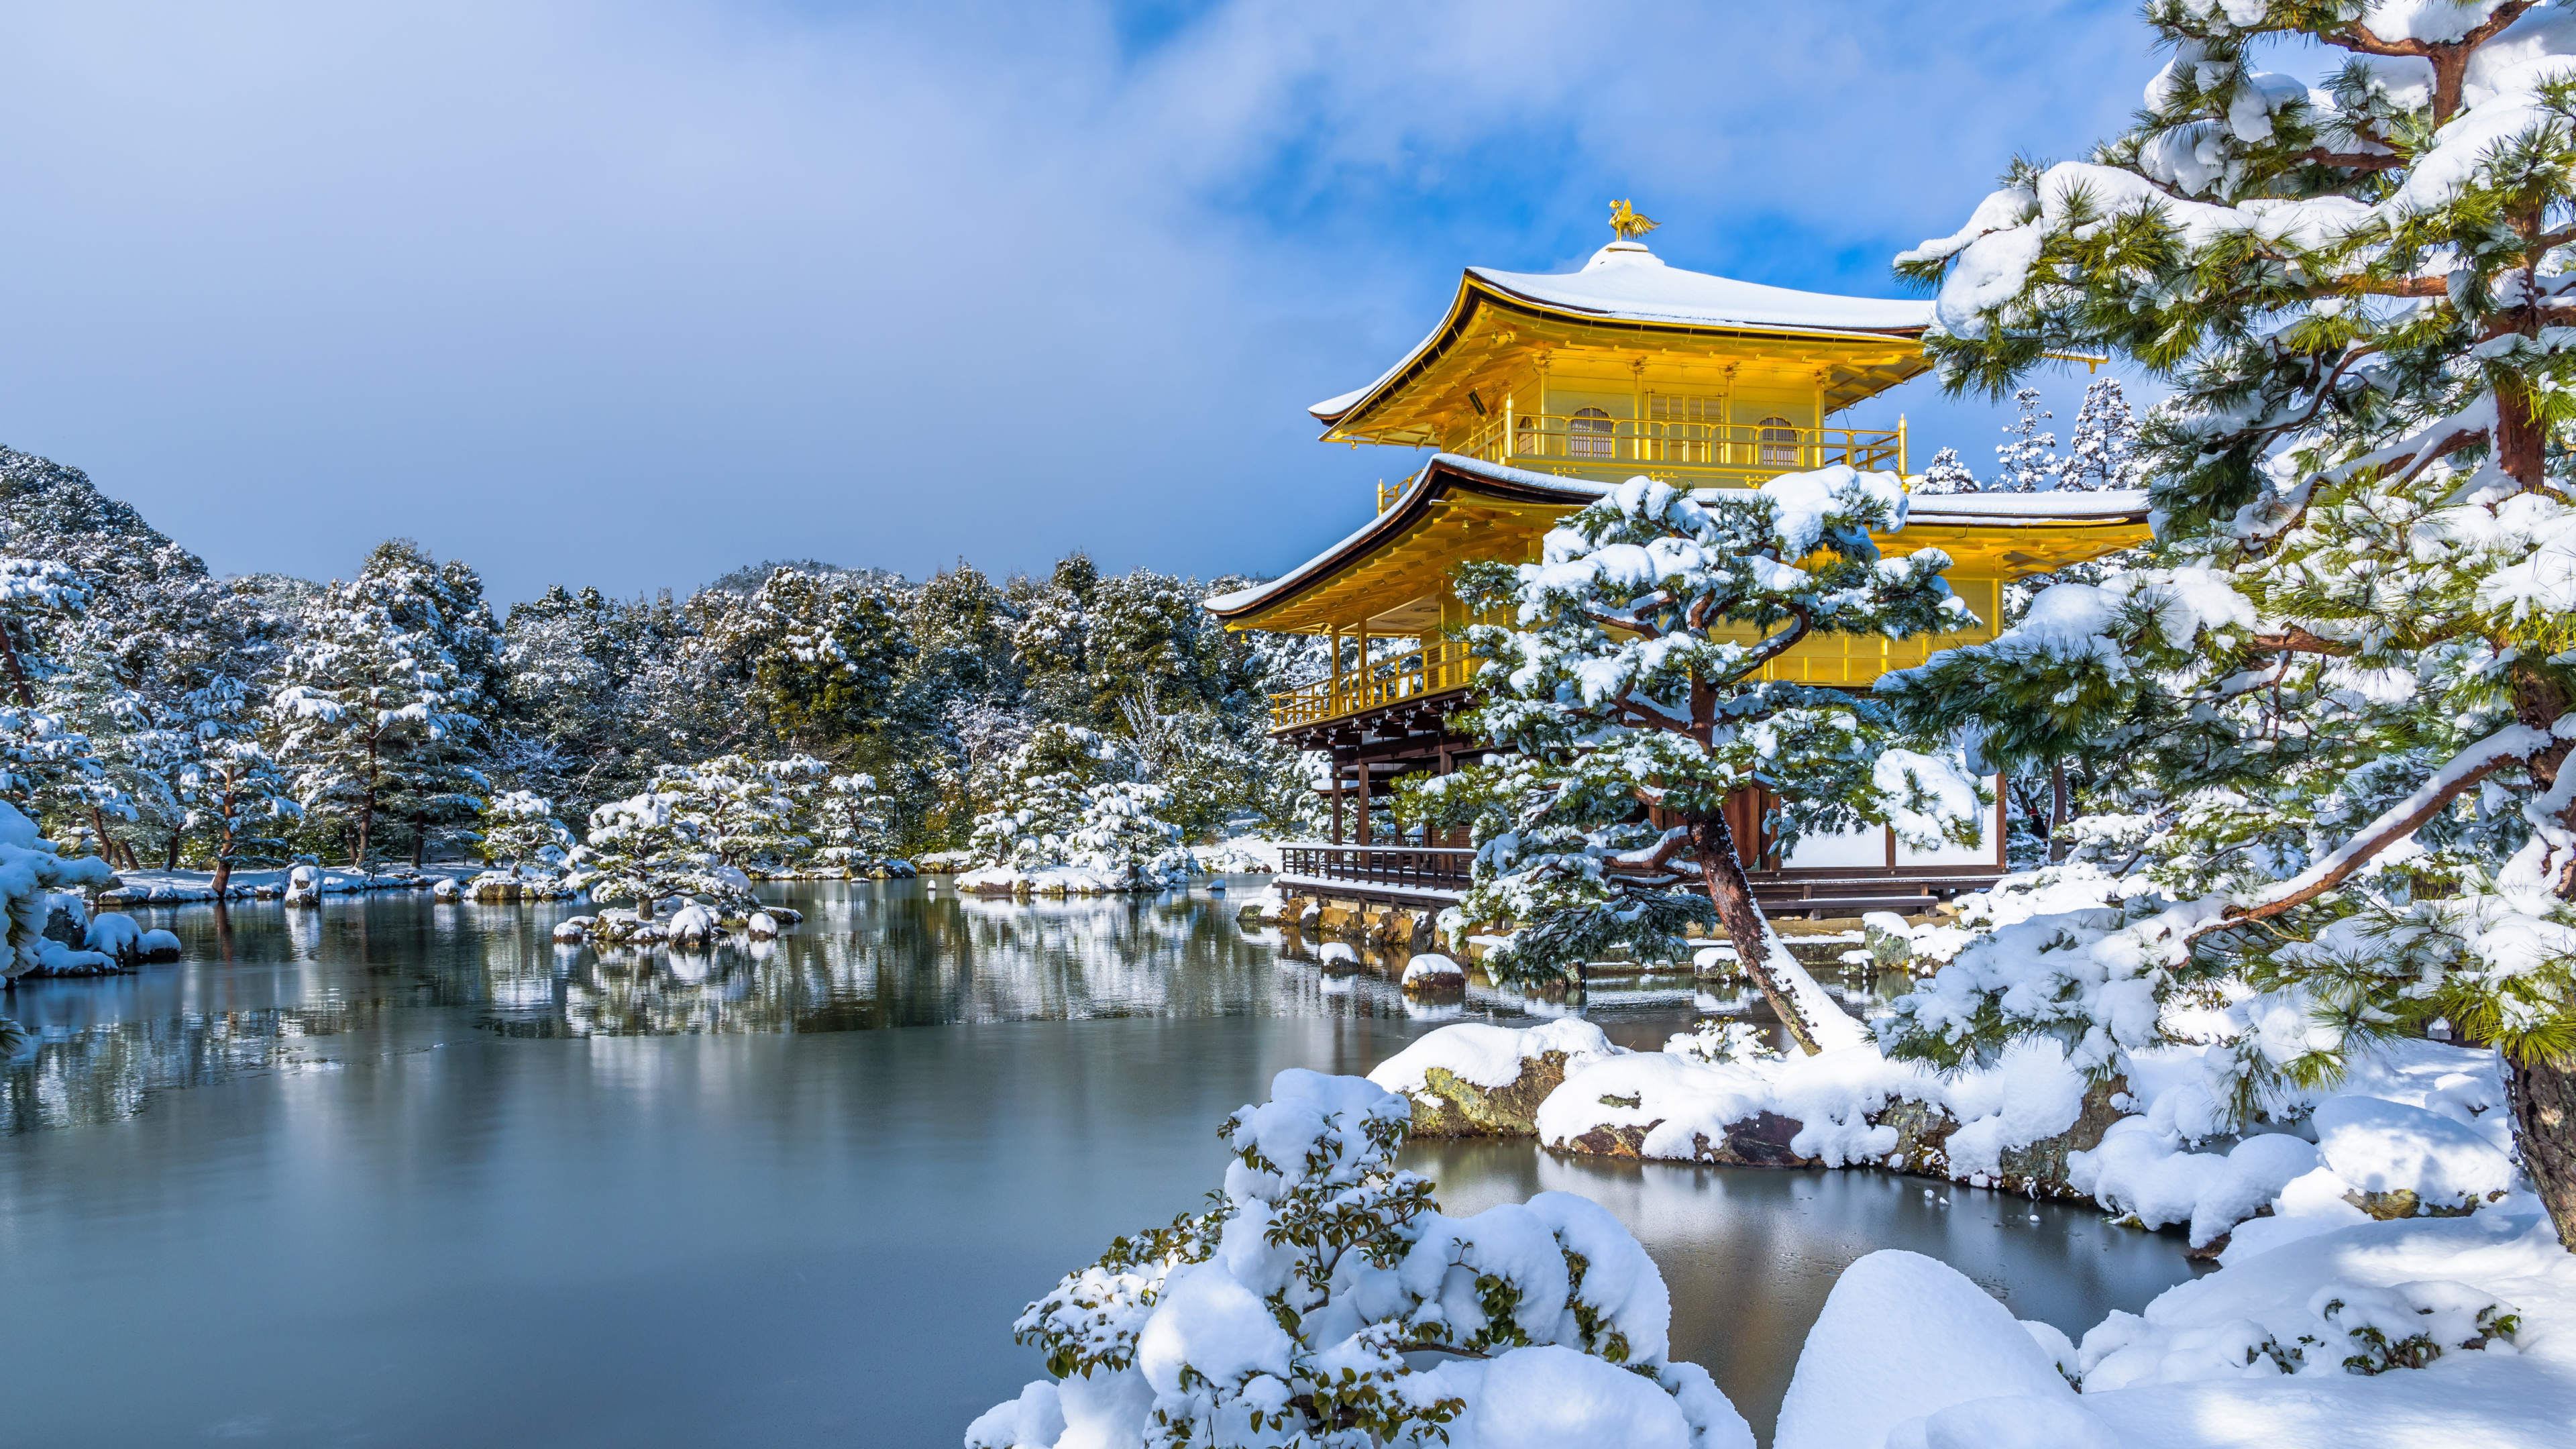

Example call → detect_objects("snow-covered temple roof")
1309 239 1935 426
1203 453 2150 630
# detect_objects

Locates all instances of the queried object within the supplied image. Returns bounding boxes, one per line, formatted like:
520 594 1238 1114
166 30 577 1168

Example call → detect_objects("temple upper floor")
1309 229 1932 492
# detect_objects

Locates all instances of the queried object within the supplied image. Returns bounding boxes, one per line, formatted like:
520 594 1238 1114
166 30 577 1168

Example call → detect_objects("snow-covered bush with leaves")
1 800 115 981
1401 469 1987 1053
968 1069 1752 1449
1883 0 2576 1246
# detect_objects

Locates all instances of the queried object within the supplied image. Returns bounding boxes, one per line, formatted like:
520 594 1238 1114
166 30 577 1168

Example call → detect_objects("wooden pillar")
1355 763 1373 847
1330 754 1345 845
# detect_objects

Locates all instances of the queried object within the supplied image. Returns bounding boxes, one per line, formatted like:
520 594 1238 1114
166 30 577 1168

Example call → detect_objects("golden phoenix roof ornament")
1608 199 1658 241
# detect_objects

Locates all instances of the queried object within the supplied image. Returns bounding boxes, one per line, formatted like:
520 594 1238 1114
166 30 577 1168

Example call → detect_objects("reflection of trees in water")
0 1002 374 1132
0 883 1518 1128
502 888 1290 1036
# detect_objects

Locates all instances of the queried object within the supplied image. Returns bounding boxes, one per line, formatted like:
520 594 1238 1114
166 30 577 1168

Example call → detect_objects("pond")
0 879 2194 1446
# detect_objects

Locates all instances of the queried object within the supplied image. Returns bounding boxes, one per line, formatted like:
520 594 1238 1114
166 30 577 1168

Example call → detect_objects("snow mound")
2080 1212 2548 1399
1776 1249 2085 1449
2312 1093 2516 1210
137 928 182 961
1462 1344 1693 1449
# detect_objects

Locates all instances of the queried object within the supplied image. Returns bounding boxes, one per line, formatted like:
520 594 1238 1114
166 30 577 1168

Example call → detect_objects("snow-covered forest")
0 443 1322 885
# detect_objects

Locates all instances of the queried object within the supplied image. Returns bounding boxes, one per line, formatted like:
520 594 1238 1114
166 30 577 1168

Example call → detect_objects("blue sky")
0 1 2174 605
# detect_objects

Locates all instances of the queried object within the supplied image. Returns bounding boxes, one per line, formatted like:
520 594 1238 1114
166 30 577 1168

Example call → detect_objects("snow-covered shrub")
971 1069 1752 1449
1664 1019 1779 1067
0 801 116 979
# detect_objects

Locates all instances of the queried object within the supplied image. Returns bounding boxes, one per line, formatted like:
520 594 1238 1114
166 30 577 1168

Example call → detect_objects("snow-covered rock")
1314 940 1361 972
431 877 460 901
283 863 322 908
1399 951 1465 998
1369 1020 1619 1137
551 917 591 944
137 928 182 961
83 912 144 962
665 904 719 947
746 911 778 938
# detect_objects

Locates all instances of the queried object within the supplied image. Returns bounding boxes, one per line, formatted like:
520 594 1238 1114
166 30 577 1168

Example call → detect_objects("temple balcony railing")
1267 639 1479 731
1278 845 1476 892
1450 414 1902 488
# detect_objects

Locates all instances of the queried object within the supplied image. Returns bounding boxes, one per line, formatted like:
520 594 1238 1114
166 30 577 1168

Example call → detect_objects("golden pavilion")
1205 211 2150 914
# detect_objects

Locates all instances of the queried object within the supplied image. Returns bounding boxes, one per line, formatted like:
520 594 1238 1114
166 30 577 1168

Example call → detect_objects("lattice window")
1758 415 1800 467
1568 407 1615 459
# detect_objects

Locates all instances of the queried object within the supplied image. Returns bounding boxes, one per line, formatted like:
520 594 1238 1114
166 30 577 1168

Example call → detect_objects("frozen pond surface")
0 879 2194 1446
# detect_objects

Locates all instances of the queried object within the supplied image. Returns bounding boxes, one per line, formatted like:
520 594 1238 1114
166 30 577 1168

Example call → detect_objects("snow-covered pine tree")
1993 386 2063 491
1010 554 1095 724
0 557 113 832
478 790 573 871
1886 0 2576 1244
810 771 894 871
1915 445 1982 494
273 542 492 868
177 672 300 898
966 722 1114 871
1407 472 1990 1054
2060 376 2143 490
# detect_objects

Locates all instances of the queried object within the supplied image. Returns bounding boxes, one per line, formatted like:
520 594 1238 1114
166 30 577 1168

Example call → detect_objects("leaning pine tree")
1879 0 2576 1244
1411 471 1990 1054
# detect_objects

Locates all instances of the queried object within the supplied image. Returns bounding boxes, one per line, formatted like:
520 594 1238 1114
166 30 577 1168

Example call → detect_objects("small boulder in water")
138 928 183 963
667 903 720 947
1400 953 1466 1000
84 912 146 963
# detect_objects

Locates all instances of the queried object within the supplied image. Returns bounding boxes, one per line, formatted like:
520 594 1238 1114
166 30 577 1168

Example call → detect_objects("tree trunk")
1693 816 1825 1055
2512 665 2576 1247
2049 759 2071 863
211 853 232 900
356 743 377 869
411 812 426 869
165 830 182 871
2508 1054 2576 1251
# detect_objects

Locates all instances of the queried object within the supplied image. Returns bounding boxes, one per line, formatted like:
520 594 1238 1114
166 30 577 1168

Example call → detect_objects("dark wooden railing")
1278 846 1476 891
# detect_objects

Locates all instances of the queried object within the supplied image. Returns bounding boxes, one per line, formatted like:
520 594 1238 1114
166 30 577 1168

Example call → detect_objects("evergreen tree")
177 671 300 896
1993 386 2063 491
1406 472 1988 1052
274 542 492 867
0 557 111 830
1915 445 1982 494
1010 553 1096 724
2061 376 2143 491
1886 0 2576 1244
810 771 895 871
478 790 573 871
